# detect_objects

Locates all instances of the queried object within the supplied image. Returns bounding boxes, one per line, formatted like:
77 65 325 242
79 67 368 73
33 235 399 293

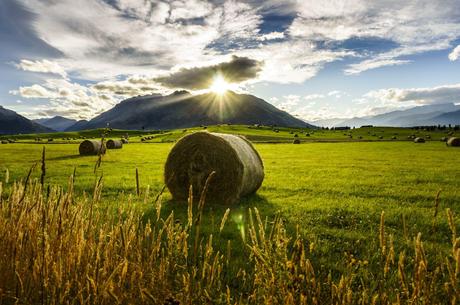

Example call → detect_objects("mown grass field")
1 126 459 275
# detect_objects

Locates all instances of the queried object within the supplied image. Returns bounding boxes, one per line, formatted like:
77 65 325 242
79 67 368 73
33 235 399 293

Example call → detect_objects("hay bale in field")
164 132 264 205
1 140 8 144
305 133 310 137
391 136 397 140
447 137 460 147
379 136 383 139
121 138 129 144
79 140 106 155
441 137 448 142
107 139 123 149
48 138 53 142
292 139 301 144
294 134 298 138
414 137 425 143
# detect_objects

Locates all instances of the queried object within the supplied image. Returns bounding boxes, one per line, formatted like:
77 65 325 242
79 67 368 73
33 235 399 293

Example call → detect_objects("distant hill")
73 91 310 130
33 116 77 131
0 106 53 134
65 120 89 131
312 103 460 127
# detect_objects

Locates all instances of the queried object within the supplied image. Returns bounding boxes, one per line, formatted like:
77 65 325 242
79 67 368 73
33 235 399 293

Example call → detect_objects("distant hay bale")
48 138 53 142
121 138 129 144
447 137 460 147
379 136 383 139
441 137 448 142
164 132 264 205
1 140 8 144
414 137 425 143
107 139 123 149
292 139 301 144
305 133 310 137
294 134 299 138
79 140 106 155
391 136 397 140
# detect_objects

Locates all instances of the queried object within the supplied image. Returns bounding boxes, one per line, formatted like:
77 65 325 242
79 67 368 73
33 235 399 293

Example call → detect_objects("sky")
1 0 460 122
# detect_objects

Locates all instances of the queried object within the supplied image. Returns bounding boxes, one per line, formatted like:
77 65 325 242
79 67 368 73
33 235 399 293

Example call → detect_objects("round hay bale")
164 132 264 205
292 139 301 144
1 140 8 144
414 137 425 143
121 138 129 144
447 137 460 147
79 140 106 155
107 139 123 149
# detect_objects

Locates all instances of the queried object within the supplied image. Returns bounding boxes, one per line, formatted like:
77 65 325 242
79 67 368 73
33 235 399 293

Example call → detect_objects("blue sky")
1 0 460 122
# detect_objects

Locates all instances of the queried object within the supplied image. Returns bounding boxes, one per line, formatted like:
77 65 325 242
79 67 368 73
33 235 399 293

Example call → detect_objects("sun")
210 75 230 95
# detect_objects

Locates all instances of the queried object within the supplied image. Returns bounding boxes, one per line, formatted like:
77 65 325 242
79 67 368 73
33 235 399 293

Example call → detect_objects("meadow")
1 126 460 303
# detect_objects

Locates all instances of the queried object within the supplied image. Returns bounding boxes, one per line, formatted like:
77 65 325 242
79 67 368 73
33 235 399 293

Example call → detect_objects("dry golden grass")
1 172 460 304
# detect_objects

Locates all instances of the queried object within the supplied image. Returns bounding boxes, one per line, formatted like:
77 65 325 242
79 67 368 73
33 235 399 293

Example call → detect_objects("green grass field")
1 126 459 275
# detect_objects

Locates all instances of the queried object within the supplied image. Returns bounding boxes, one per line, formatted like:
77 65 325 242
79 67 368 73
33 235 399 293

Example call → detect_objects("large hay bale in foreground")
107 139 123 149
164 132 264 205
79 140 106 155
414 137 425 143
447 137 460 147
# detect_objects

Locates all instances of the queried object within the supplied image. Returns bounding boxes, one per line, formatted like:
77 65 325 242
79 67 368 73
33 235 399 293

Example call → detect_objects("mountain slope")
65 120 89 131
0 106 53 134
33 116 77 131
76 91 310 130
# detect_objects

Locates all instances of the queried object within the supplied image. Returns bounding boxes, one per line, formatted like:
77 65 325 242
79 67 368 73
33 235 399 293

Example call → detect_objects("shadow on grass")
46 154 83 161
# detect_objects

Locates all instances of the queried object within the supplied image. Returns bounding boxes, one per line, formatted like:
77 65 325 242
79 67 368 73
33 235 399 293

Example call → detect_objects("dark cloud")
154 56 264 90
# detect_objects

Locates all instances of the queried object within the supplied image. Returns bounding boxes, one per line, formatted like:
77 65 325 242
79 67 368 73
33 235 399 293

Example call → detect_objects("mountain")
0 106 53 134
312 103 460 127
74 91 311 130
429 110 460 125
33 116 77 131
65 120 89 131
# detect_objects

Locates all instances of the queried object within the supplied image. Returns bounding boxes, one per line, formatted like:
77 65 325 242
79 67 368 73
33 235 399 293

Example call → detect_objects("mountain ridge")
72 91 311 130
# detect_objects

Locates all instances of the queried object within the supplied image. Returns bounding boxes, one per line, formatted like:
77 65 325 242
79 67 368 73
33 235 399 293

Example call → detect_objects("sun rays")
210 74 231 95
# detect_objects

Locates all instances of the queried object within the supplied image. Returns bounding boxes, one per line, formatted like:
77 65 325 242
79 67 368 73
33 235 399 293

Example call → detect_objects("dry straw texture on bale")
414 137 425 143
164 132 264 205
447 137 460 147
79 140 106 155
106 139 123 149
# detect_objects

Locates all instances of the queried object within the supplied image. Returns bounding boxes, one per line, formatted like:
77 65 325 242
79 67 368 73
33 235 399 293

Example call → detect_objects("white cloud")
345 58 411 75
257 31 285 41
10 79 118 119
16 59 67 78
290 0 460 74
365 83 460 105
449 45 460 61
304 94 325 100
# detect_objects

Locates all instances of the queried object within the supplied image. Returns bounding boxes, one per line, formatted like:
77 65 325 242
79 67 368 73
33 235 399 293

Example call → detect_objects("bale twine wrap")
107 139 123 149
414 137 425 143
164 132 264 205
447 137 460 147
79 140 106 155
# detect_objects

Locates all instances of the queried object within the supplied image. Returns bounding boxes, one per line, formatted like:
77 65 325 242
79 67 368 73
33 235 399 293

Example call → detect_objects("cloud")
365 83 460 105
16 59 67 78
154 56 263 90
449 45 460 61
257 31 285 41
289 0 460 74
10 79 118 119
344 58 411 75
92 79 160 96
